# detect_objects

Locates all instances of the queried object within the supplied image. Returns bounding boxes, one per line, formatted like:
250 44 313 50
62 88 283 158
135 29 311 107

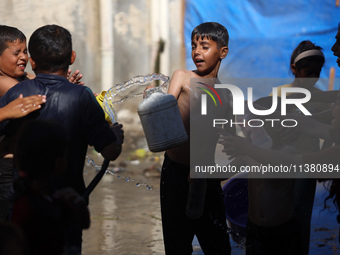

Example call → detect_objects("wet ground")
82 114 165 255
81 109 340 255
82 155 164 255
82 150 340 254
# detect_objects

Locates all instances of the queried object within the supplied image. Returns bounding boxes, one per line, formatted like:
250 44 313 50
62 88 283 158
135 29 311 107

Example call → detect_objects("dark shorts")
0 158 14 221
246 217 302 255
160 153 231 255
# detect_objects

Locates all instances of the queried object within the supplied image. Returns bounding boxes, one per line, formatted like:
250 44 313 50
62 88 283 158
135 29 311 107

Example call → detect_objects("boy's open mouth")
17 64 26 71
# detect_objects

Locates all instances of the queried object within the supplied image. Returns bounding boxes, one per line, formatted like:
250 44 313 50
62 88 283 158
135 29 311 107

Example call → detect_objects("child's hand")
277 126 299 145
215 126 232 137
143 85 155 98
111 122 124 144
67 69 84 85
3 94 46 119
101 123 124 161
218 135 249 159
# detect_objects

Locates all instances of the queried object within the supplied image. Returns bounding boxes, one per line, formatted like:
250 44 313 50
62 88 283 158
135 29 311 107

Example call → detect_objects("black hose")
83 158 110 199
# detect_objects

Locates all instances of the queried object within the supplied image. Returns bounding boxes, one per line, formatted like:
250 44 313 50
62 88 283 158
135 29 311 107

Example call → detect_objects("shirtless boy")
160 22 232 255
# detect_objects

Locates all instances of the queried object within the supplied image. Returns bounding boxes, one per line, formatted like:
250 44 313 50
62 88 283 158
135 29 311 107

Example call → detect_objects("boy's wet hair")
29 24 72 73
0 25 26 56
191 22 229 48
290 40 325 71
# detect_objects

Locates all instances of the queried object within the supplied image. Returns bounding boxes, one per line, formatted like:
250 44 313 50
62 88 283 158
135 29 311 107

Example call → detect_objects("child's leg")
160 154 194 255
195 180 231 255
0 158 14 221
293 178 316 255
246 218 302 255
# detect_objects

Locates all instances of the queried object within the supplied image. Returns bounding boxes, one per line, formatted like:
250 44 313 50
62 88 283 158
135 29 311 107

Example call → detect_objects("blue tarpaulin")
184 0 340 92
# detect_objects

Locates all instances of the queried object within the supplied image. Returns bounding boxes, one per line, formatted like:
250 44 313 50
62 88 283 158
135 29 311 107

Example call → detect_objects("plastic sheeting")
184 0 340 93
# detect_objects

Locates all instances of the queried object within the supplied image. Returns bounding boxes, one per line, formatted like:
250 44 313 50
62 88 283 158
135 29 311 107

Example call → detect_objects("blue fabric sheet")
184 0 340 93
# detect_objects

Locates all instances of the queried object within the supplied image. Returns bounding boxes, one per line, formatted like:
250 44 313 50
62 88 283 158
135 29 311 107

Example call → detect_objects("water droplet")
87 157 154 191
146 185 153 190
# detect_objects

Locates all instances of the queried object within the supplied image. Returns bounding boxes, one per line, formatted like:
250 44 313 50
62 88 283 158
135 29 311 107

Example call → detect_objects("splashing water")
86 156 102 171
212 216 246 249
136 182 154 190
85 156 154 191
102 73 170 123
86 156 119 172
83 74 166 195
84 73 167 190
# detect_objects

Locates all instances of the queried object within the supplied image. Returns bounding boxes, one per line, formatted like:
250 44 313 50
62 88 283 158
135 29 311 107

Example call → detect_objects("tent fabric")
184 0 340 92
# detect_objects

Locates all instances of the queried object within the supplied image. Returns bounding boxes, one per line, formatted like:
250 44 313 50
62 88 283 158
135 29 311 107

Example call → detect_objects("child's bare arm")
167 69 189 99
254 102 331 140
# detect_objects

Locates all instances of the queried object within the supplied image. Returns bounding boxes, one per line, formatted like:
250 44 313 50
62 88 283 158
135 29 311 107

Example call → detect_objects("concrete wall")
0 0 102 91
0 0 184 95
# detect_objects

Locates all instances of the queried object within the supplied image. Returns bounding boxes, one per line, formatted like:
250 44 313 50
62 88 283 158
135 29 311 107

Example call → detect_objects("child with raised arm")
161 22 232 254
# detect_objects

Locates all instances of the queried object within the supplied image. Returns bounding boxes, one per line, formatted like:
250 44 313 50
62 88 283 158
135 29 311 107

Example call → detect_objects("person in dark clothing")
12 119 90 255
0 24 124 254
0 25 81 222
